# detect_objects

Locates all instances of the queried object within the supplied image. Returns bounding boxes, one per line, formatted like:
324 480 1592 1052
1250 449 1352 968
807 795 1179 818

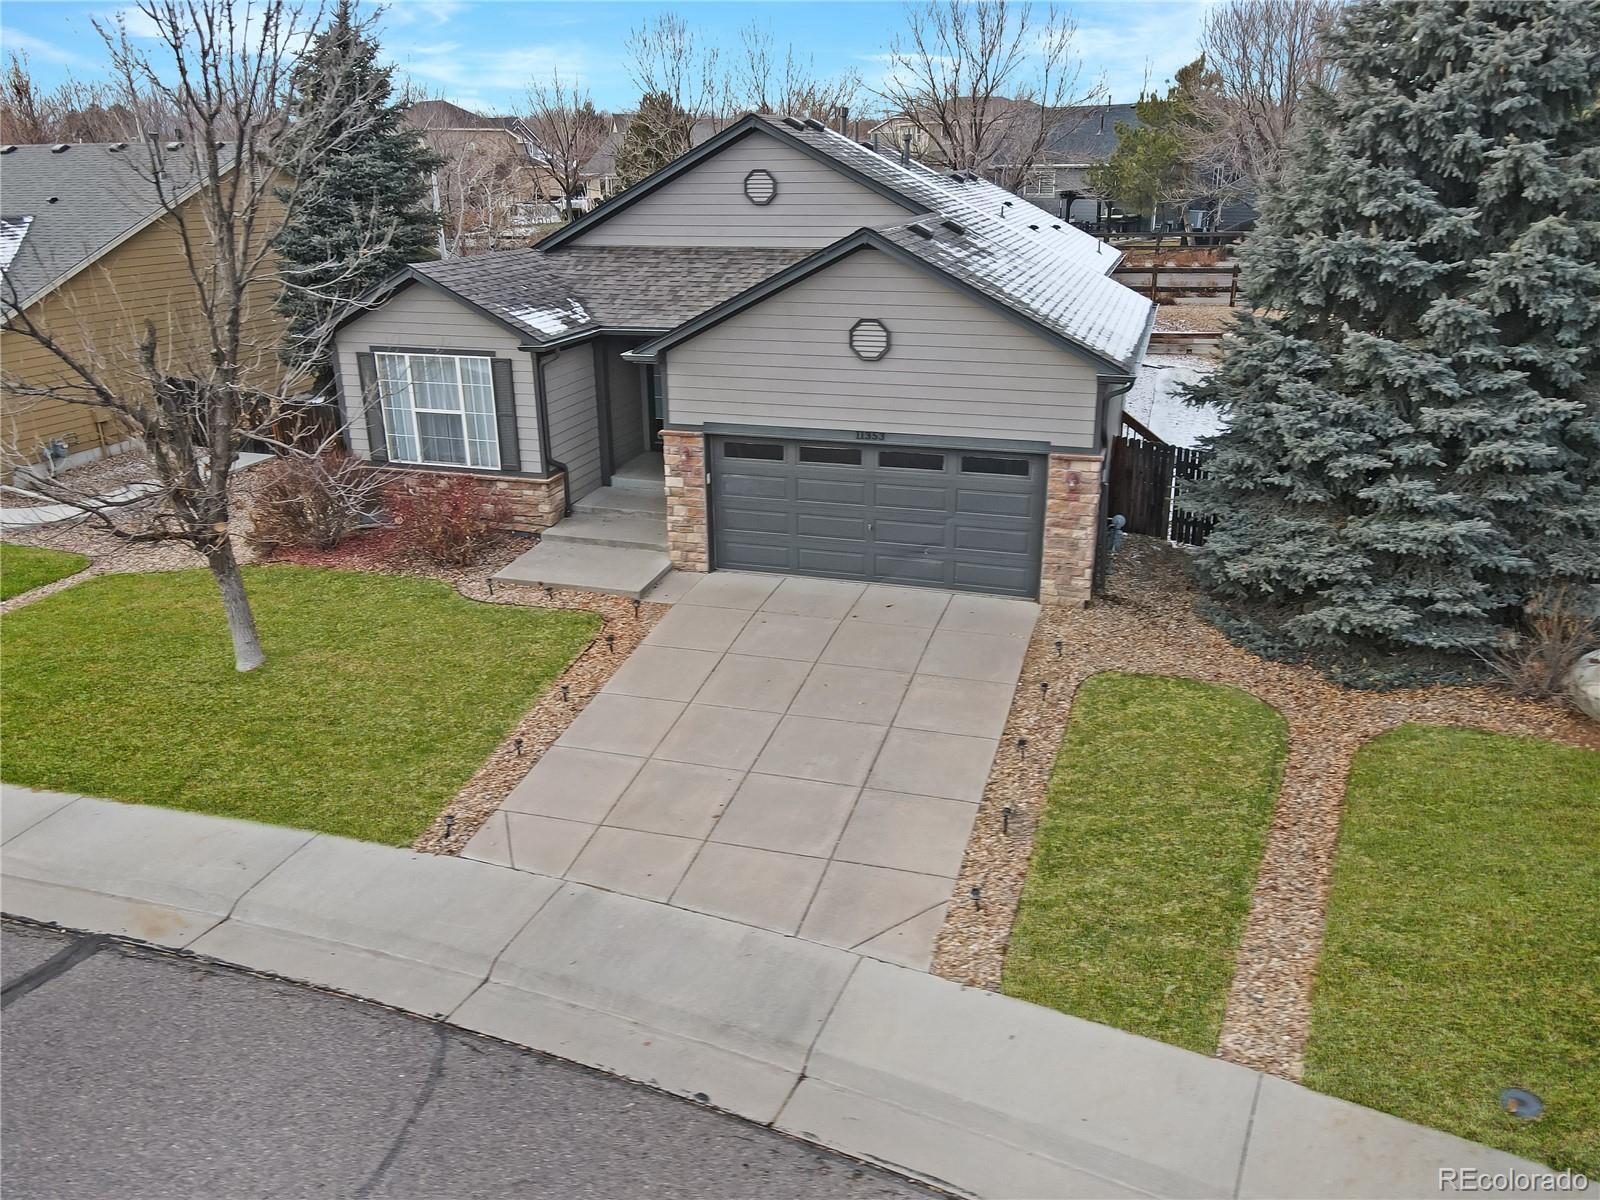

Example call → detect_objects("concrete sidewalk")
0 785 1557 1199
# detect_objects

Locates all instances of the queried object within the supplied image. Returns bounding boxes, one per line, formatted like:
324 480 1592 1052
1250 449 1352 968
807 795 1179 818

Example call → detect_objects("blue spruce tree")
274 0 442 382
1188 0 1600 681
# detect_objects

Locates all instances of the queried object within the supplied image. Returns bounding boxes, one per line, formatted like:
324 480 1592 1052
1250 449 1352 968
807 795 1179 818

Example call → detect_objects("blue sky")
2 0 1213 115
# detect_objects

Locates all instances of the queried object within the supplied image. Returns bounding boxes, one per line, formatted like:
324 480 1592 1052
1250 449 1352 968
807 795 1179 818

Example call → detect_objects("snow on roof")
1120 354 1224 448
779 119 1151 370
784 120 1121 277
503 297 590 336
0 215 33 273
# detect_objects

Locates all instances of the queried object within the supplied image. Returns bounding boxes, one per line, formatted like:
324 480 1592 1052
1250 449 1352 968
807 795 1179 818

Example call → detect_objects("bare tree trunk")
204 540 265 672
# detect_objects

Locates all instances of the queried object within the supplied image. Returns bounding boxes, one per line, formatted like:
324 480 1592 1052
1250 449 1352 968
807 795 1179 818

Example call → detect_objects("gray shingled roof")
411 245 810 343
1039 104 1142 165
0 141 224 312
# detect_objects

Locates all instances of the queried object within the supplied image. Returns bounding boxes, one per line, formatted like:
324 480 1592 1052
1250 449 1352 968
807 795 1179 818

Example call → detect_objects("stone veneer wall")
381 467 566 534
1038 452 1103 608
661 430 710 573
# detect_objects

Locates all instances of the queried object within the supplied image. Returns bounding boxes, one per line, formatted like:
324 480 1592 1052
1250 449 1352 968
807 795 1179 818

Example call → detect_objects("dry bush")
386 475 509 567
246 453 379 552
1481 588 1600 702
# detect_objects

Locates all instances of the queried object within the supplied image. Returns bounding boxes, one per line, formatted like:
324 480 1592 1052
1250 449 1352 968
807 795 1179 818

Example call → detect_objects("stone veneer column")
661 430 710 573
1038 452 1103 607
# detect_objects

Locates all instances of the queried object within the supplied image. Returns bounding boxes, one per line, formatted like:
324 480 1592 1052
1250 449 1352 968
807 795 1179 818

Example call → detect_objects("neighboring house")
331 113 1154 605
0 141 286 482
405 100 552 250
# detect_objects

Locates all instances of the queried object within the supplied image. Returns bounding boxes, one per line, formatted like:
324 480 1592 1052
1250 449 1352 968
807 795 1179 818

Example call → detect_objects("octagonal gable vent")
743 168 777 206
849 318 890 361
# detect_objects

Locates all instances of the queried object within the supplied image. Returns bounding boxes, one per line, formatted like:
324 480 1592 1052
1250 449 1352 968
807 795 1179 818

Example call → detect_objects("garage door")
709 436 1045 598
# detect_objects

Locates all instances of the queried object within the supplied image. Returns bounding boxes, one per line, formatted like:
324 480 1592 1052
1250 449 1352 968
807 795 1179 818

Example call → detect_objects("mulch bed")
931 536 1597 1081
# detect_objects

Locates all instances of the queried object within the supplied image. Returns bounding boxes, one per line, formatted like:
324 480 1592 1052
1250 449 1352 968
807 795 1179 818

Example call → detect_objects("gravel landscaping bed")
932 536 1597 1081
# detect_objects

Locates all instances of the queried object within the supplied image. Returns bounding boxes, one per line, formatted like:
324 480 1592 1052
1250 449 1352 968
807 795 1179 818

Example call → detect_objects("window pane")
410 355 460 411
722 441 784 461
961 454 1030 477
416 410 467 465
375 353 419 462
458 357 500 469
798 445 861 466
878 450 944 471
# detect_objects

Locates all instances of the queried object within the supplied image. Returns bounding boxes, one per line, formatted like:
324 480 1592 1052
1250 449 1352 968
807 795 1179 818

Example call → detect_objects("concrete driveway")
465 572 1038 969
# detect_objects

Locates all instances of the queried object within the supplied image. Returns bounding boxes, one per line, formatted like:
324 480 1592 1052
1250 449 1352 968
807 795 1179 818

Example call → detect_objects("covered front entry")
708 435 1045 598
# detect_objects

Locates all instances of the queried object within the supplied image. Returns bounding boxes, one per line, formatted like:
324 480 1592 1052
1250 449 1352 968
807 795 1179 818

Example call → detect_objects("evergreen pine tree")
274 0 442 381
616 91 694 190
1186 0 1600 677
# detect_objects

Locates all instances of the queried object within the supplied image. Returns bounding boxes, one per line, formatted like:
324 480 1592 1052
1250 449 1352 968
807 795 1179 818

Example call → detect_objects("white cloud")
1071 4 1210 102
386 38 590 95
0 27 98 68
383 1 471 30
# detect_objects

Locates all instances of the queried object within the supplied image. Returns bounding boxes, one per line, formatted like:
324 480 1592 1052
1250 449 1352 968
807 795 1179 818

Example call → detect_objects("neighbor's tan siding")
1 187 288 478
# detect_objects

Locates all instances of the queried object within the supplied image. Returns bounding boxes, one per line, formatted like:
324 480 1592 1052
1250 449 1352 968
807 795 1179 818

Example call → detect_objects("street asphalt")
1 920 935 1200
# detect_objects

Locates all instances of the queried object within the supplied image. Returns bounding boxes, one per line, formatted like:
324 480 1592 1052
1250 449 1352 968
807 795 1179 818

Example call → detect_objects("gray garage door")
709 436 1045 598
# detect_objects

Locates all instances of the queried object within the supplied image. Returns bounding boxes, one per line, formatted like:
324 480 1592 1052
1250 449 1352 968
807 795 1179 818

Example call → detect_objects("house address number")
855 431 886 441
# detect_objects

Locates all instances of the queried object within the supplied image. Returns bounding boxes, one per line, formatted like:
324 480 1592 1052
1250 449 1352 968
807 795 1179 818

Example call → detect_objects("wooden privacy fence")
1107 434 1217 547
1109 264 1241 306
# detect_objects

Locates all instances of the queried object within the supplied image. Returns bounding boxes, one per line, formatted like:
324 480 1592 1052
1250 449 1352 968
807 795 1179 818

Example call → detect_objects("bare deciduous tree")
876 0 1102 189
1191 0 1341 204
1 50 181 143
735 22 861 123
525 72 610 218
1 0 405 671
618 11 728 180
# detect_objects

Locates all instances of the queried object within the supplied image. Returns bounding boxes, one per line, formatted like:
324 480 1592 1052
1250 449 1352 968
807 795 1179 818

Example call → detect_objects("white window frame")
374 351 500 471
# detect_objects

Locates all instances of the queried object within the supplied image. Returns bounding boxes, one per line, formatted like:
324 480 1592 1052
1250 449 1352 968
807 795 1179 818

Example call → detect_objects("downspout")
528 346 573 519
1092 375 1138 593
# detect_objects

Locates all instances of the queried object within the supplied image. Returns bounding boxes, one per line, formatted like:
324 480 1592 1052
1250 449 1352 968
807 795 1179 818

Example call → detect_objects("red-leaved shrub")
385 475 510 566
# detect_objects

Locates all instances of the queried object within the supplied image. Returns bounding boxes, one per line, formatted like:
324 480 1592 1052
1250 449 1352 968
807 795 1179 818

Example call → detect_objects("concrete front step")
492 541 671 599
574 485 668 518
540 509 667 552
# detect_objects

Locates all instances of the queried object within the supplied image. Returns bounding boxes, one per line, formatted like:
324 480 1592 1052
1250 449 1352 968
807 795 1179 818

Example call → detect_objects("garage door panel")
874 554 950 585
720 538 793 569
711 437 1043 599
955 526 1032 554
957 489 1035 517
875 519 950 547
722 475 789 500
797 514 869 540
797 478 868 505
796 547 870 576
721 508 792 535
954 559 1035 592
874 484 950 512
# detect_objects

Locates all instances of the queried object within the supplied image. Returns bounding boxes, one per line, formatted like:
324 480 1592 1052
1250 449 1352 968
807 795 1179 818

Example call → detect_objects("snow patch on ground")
1124 354 1225 448
504 297 591 336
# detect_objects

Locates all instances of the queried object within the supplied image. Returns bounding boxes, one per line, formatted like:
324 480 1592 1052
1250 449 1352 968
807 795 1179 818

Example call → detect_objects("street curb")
1 786 1564 1199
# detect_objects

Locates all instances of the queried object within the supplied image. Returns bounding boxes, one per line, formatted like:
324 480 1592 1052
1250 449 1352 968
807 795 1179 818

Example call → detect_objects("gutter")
524 344 573 519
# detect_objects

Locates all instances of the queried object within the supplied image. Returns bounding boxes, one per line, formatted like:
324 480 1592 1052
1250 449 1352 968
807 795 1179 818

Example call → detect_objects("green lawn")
1003 672 1287 1054
1305 725 1600 1176
1 544 89 600
1 566 600 845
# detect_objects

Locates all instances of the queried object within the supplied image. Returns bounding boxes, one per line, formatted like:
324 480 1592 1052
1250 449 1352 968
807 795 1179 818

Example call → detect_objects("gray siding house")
332 114 1154 604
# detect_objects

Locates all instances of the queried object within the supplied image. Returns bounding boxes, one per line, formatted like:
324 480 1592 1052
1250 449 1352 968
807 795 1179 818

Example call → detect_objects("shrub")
246 453 377 552
1480 588 1600 703
386 475 509 567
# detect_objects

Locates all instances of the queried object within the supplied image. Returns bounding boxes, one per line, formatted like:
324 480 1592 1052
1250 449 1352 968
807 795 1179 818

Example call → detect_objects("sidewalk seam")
444 873 565 1022
773 953 863 1127
217 832 323 925
1231 1073 1263 1199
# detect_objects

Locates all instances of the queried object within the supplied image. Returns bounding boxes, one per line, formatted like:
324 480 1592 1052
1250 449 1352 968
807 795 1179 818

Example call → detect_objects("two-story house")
330 114 1154 605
